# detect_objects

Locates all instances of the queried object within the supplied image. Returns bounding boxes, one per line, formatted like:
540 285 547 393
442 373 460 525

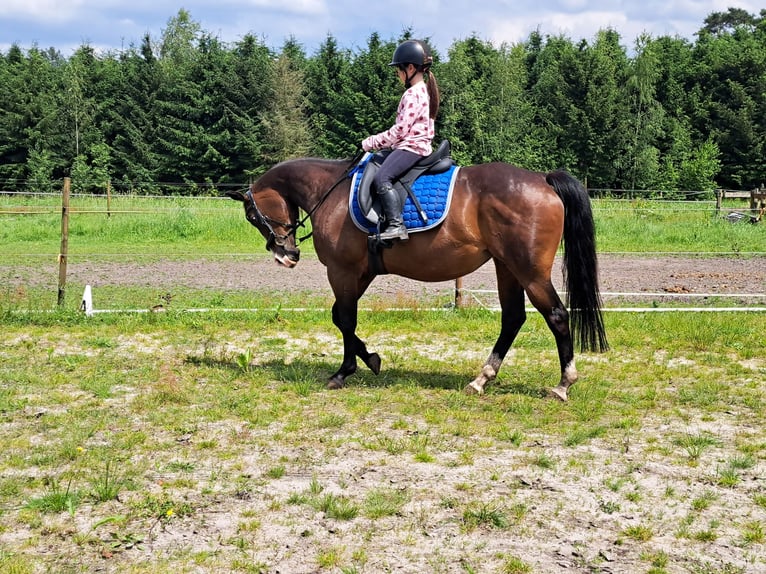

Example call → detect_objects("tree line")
1 7 764 196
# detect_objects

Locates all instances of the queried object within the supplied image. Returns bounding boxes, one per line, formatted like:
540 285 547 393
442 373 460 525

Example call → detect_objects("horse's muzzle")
274 248 300 268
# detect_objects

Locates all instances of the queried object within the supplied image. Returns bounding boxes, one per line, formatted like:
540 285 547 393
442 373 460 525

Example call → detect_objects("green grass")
593 198 764 253
0 194 260 256
0 311 763 566
1 193 765 572
622 524 654 542
2 194 763 314
2 194 763 261
461 501 510 531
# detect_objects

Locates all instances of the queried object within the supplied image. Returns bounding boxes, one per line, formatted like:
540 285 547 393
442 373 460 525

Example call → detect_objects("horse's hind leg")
466 266 526 395
525 280 577 401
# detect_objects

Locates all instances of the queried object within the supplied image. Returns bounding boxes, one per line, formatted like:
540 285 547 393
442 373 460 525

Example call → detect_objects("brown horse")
227 156 608 400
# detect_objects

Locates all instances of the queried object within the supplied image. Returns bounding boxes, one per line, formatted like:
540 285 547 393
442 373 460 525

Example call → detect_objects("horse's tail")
546 170 609 352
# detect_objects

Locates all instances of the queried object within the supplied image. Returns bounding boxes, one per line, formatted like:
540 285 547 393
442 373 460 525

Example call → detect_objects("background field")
1 193 765 573
1 192 764 311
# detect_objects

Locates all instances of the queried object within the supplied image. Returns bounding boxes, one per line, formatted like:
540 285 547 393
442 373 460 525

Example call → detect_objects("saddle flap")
357 153 383 223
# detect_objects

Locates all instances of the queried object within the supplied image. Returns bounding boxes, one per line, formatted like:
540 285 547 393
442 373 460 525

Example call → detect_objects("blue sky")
1 1 761 57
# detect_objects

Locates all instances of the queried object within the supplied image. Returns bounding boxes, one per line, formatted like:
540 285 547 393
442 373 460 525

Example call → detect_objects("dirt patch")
2 254 765 573
4 254 765 305
4 331 763 574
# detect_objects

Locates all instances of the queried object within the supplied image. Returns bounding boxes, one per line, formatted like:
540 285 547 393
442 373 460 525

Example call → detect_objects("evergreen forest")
1 7 765 196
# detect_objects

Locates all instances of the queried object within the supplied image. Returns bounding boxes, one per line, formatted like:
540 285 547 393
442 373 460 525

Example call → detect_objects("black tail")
546 170 608 352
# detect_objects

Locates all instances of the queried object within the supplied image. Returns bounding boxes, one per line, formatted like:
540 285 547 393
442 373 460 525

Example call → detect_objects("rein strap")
292 150 365 245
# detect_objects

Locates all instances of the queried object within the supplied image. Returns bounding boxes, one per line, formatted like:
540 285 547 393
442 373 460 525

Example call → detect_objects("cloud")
486 10 628 46
0 0 82 21
3 0 765 58
240 0 326 15
548 10 629 38
477 0 765 50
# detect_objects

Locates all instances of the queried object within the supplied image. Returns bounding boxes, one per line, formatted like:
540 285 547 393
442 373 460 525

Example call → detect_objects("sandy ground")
2 253 765 573
4 254 765 306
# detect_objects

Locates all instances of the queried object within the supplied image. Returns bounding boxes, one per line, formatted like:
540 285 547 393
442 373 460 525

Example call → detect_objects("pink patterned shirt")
362 81 434 156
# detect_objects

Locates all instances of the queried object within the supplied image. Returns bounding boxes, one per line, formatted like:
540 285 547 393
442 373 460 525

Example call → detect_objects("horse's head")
226 185 301 268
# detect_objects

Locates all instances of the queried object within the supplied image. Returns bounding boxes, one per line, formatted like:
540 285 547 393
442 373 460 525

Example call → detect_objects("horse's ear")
225 190 246 203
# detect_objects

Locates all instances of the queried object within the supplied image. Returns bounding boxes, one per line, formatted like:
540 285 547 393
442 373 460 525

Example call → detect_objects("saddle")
357 139 454 225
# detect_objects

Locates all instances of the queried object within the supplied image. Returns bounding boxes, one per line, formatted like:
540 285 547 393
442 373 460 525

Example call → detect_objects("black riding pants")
374 148 421 201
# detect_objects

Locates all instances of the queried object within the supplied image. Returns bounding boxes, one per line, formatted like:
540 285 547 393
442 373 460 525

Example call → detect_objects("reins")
244 150 365 248
291 149 365 244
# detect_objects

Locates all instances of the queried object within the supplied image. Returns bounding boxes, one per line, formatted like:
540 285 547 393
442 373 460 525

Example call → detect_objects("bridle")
243 150 365 252
243 188 296 252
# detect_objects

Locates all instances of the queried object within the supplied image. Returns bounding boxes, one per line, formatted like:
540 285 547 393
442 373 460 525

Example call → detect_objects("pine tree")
578 29 631 189
304 35 357 158
103 35 163 189
228 34 276 178
260 49 312 164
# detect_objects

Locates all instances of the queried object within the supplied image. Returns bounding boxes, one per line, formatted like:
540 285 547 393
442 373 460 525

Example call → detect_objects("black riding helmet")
389 39 432 70
389 40 432 88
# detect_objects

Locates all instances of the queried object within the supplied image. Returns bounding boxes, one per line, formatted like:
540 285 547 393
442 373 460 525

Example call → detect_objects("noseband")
244 189 297 252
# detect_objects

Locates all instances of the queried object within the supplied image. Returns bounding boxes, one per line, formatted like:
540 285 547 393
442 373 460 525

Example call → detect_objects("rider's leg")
374 149 420 241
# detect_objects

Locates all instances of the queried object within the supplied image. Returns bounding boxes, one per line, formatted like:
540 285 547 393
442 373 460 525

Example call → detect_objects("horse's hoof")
464 381 483 395
327 377 345 390
365 353 381 375
549 386 568 402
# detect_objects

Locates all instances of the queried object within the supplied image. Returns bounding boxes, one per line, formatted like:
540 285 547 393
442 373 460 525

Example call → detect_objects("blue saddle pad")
348 153 460 234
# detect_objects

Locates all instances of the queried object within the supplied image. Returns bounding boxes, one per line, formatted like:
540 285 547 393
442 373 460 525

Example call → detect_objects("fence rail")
2 178 764 313
715 187 766 221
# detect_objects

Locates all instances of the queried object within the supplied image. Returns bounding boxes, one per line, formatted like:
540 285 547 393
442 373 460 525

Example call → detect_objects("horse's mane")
271 157 350 179
279 156 348 167
257 157 349 195
265 157 344 176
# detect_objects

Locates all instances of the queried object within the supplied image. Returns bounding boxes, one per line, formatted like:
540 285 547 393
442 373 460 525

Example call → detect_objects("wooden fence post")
752 185 766 220
715 189 722 216
106 179 112 218
57 177 71 307
455 277 463 308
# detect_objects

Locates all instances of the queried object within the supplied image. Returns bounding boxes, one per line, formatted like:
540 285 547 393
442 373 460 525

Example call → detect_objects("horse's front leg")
326 281 380 389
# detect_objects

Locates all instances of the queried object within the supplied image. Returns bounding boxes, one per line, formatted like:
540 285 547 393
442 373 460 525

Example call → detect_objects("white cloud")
0 0 83 21
559 0 590 10
471 0 766 51
250 0 326 13
547 10 628 38
2 0 764 56
485 20 529 46
487 10 630 47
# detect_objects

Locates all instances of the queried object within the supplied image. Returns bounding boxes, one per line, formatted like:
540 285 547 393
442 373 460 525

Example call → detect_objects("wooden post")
715 189 722 216
106 179 112 218
752 185 766 220
455 277 463 308
57 178 71 307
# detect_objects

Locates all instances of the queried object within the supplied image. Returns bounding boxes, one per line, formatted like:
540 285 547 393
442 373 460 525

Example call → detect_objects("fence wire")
2 185 764 313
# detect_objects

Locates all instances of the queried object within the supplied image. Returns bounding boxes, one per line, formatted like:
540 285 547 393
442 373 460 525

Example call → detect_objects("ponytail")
423 69 440 120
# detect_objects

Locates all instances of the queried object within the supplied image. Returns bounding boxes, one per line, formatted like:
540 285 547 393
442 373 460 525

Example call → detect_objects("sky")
0 0 762 57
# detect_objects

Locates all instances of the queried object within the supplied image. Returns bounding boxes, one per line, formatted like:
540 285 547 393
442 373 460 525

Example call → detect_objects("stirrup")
378 224 408 241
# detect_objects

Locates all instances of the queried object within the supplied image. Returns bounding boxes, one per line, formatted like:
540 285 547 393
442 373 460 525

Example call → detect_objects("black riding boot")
377 183 408 241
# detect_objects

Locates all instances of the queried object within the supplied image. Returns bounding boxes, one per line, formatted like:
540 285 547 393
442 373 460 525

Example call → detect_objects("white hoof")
465 381 484 395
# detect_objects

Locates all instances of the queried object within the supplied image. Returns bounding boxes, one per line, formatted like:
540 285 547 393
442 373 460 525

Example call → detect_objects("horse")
227 155 608 401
